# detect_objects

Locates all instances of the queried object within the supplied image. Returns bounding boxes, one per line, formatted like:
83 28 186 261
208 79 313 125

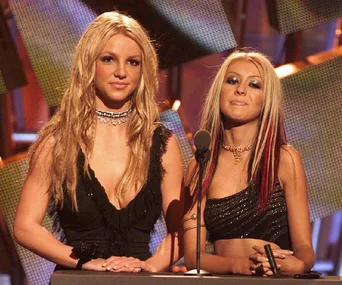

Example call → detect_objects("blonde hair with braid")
29 11 159 210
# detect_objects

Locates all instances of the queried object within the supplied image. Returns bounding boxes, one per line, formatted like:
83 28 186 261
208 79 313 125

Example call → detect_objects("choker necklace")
96 106 132 126
222 143 252 164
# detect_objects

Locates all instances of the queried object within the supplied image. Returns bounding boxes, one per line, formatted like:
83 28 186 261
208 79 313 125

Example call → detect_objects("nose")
234 82 246 96
114 63 127 79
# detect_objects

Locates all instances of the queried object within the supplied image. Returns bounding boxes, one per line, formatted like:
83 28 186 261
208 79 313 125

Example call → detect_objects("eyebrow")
226 71 262 79
99 51 141 58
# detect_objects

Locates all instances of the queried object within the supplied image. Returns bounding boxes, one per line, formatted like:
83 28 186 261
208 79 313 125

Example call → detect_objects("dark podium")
51 271 342 285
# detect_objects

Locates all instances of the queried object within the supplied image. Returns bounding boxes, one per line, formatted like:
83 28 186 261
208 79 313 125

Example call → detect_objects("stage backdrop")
0 5 26 95
9 0 236 107
282 55 342 221
266 0 342 34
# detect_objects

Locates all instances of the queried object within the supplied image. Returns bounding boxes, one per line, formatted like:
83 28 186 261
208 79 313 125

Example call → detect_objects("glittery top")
56 125 172 262
204 181 292 249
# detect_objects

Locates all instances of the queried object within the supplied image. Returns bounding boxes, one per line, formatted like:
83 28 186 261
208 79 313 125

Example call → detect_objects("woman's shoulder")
26 134 56 180
152 124 174 150
278 144 306 190
156 124 182 157
30 134 56 161
154 123 172 138
150 124 180 165
279 144 303 167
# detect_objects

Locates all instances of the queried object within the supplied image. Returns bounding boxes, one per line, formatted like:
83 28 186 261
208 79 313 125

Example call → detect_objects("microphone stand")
185 148 211 276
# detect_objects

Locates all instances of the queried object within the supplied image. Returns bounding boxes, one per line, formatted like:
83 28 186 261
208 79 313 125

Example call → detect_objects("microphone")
194 130 211 163
185 130 211 276
264 244 281 277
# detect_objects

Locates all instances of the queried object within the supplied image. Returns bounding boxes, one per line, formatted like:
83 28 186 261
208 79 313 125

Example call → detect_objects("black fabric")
204 180 292 250
57 125 172 263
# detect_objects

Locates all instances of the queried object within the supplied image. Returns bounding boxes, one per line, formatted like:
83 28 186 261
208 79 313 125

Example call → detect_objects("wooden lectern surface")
51 271 342 285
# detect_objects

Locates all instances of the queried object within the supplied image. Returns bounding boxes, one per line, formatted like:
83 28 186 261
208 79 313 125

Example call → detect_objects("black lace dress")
55 125 172 267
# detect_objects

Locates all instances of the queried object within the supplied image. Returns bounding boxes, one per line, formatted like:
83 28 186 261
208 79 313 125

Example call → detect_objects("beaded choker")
96 106 132 126
222 143 252 164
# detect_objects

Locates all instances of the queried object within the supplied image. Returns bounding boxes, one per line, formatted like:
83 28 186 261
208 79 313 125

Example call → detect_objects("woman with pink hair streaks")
183 49 315 276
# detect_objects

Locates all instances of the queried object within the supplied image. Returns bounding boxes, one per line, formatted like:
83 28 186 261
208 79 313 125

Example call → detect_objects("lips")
110 82 128 90
230 100 247 106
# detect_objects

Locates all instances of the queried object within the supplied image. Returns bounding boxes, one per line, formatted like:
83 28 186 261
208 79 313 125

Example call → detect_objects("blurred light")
307 46 342 65
275 46 342 79
329 210 342 244
0 274 11 285
275 64 299 78
12 132 38 143
311 219 321 253
312 260 334 273
172 99 181 111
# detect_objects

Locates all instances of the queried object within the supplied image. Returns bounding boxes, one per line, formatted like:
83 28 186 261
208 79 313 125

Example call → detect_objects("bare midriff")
214 238 280 257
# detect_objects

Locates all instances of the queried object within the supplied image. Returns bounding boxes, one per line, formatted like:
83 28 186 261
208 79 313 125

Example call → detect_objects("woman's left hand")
102 256 153 272
249 245 294 276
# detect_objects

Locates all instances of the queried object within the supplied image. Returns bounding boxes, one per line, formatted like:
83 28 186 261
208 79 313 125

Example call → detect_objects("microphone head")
194 129 211 150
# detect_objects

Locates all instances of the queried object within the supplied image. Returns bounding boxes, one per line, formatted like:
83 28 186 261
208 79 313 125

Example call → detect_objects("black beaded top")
204 181 292 249
56 125 172 261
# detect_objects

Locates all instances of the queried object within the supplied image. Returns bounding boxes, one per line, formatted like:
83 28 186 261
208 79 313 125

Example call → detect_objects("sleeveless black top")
204 181 292 249
56 125 172 261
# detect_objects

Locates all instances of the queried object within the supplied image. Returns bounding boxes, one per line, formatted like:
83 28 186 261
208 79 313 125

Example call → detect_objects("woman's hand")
171 265 188 273
249 245 293 276
101 256 153 272
81 258 107 271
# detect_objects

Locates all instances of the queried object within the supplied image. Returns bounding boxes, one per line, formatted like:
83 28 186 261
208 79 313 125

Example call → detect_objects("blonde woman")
183 49 315 276
14 11 184 273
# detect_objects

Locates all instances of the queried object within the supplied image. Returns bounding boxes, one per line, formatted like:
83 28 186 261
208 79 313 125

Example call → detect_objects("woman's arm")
144 134 185 272
13 137 106 271
277 145 315 275
182 159 253 275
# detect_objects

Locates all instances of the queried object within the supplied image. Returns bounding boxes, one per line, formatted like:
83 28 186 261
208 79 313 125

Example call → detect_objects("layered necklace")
222 143 252 164
96 105 132 126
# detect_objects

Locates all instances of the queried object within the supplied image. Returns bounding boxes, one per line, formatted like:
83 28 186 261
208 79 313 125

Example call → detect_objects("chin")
110 96 131 103
97 95 131 108
225 114 246 122
108 92 132 101
224 116 256 126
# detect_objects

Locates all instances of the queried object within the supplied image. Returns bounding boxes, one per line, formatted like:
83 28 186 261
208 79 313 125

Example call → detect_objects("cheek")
250 89 264 107
219 92 226 111
220 85 231 103
256 94 265 109
129 68 142 90
219 92 230 115
131 68 141 83
95 64 110 82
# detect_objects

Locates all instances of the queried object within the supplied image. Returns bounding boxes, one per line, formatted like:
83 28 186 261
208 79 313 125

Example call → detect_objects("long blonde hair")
192 49 286 207
29 11 159 210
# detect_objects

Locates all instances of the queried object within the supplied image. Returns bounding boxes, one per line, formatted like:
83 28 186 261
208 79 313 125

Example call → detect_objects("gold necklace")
222 143 252 164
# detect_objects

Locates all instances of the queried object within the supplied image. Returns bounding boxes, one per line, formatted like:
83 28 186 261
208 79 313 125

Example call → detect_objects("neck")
95 95 131 112
95 105 132 127
222 120 258 146
96 119 128 138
